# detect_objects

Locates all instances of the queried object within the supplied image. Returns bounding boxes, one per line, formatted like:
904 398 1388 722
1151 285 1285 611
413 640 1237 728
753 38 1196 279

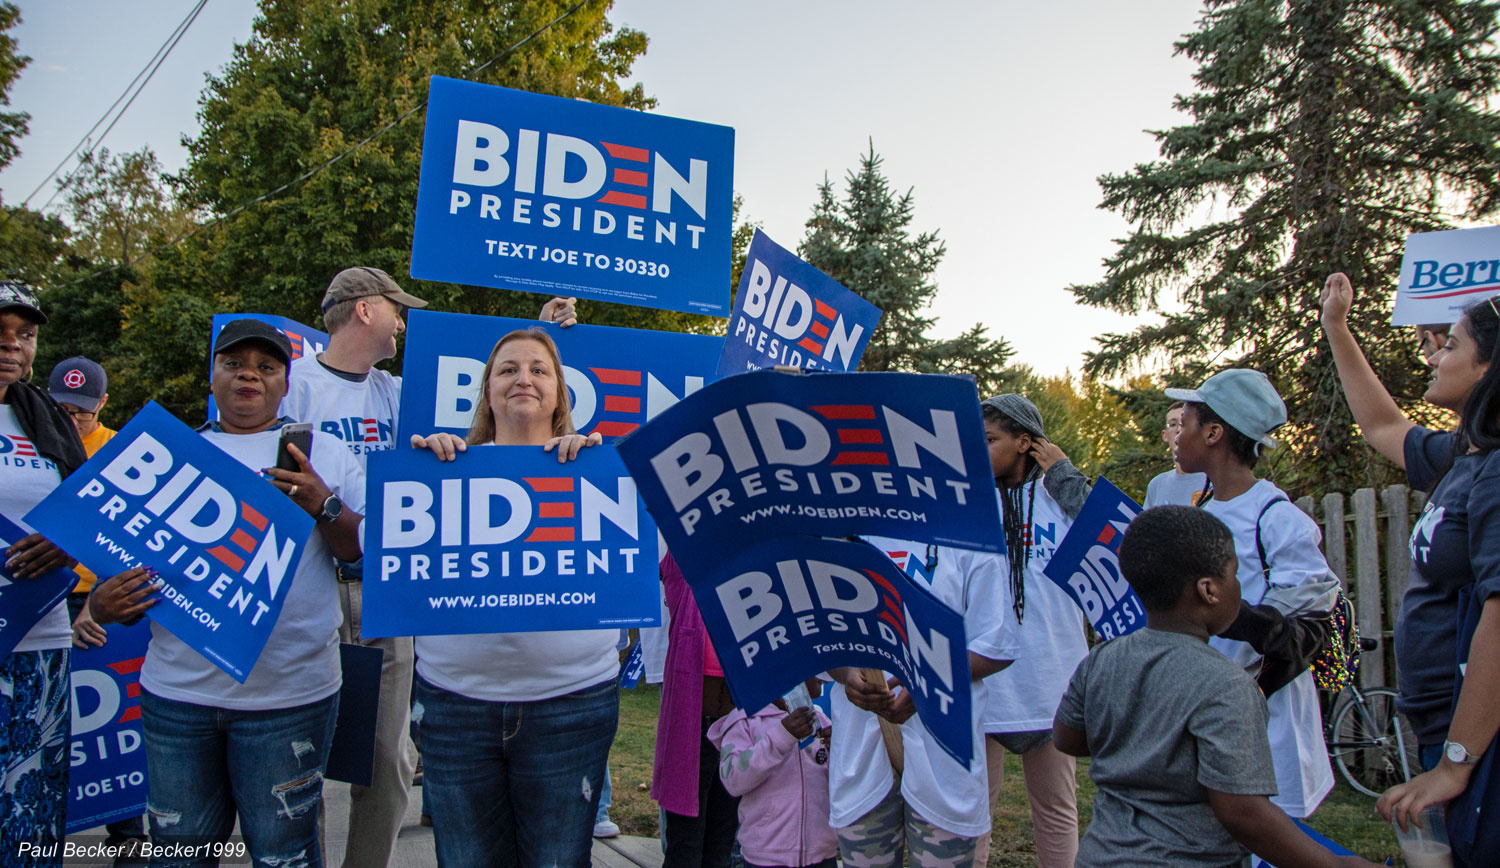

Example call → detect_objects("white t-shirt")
982 483 1090 733
1203 479 1335 818
0 404 71 653
828 538 1020 839
281 354 402 469
414 446 619 702
139 429 365 710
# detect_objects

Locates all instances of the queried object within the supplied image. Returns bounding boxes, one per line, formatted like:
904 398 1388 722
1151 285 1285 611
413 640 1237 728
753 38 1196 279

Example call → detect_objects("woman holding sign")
0 282 87 862
90 319 365 868
1321 276 1500 852
410 328 611 868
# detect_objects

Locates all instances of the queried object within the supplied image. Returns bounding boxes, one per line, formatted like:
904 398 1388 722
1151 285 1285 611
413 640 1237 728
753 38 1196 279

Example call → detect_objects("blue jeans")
140 690 339 868
595 760 613 825
414 675 618 868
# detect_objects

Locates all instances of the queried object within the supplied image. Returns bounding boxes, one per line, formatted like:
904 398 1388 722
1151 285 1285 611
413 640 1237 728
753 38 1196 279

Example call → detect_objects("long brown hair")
465 329 577 445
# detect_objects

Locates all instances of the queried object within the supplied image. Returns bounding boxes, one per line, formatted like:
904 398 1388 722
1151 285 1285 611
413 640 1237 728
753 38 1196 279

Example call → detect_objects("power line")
14 0 209 213
43 0 595 292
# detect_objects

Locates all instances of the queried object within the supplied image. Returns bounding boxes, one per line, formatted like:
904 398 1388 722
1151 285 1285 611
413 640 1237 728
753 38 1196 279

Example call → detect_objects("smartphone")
275 422 314 471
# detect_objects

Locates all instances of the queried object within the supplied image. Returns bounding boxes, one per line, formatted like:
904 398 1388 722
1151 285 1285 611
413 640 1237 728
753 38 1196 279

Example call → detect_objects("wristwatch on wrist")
1444 739 1482 765
315 494 344 524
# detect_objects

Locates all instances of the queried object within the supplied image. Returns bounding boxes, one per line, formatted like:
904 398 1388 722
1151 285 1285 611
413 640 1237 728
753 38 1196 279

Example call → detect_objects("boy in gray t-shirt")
1054 507 1377 868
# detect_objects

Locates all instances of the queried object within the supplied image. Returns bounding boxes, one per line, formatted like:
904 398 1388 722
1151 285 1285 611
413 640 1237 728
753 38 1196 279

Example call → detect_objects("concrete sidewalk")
68 780 663 868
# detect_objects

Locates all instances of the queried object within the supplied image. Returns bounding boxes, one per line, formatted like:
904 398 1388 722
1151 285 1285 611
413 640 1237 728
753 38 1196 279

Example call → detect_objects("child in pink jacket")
707 696 838 868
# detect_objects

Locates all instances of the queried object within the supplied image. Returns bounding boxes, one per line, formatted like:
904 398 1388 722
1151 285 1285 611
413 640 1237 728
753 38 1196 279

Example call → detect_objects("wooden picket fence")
1290 485 1426 689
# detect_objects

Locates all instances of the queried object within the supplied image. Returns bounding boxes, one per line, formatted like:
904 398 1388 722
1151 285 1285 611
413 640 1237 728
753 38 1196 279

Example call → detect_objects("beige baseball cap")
320 266 429 312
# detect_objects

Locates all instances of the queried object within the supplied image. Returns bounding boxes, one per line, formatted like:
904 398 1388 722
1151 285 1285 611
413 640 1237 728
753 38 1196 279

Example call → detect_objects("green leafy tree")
0 1 28 174
799 145 1014 394
0 205 67 284
1071 0 1500 495
132 0 663 417
165 0 653 328
60 147 193 269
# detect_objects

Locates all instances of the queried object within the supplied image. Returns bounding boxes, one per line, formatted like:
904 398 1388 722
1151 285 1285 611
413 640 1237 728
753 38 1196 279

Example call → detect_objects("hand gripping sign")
1041 478 1147 641
26 403 315 682
66 622 152 834
411 76 736 317
361 445 660 637
691 536 973 767
615 370 1003 576
717 230 881 377
399 309 721 442
1392 224 1500 326
0 511 78 656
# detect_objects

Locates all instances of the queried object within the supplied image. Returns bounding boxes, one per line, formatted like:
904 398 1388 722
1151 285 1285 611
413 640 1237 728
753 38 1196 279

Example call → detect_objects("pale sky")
0 0 1207 377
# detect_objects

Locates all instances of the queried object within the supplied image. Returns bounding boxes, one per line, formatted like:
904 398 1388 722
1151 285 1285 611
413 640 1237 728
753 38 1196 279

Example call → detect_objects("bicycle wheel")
1330 687 1420 798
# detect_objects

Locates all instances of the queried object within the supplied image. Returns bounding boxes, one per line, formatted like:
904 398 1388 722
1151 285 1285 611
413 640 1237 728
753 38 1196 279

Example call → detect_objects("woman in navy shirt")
1320 273 1500 831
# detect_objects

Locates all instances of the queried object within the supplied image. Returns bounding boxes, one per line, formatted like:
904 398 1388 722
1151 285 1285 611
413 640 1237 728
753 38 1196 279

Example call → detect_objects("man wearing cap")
51 356 124 645
280 266 578 866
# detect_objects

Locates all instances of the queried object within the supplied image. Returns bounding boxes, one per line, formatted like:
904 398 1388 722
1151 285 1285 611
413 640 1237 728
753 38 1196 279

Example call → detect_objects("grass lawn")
605 684 1402 866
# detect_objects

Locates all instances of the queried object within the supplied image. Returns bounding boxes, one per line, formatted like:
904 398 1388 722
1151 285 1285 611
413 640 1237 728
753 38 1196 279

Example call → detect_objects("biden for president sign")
411 76 735 317
399 309 721 442
1041 478 1146 641
0 512 77 656
690 536 973 766
616 370 1002 574
26 403 315 682
66 623 151 834
718 230 881 377
361 445 659 637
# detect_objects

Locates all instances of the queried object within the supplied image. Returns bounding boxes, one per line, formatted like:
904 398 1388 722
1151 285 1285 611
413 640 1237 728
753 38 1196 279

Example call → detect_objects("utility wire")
13 0 210 214
44 0 594 292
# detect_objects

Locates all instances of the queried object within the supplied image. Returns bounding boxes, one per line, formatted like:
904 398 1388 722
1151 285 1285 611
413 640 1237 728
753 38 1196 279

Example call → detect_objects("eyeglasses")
64 408 97 421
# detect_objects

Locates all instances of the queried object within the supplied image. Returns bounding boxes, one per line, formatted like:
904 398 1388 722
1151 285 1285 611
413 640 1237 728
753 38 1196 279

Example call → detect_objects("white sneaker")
593 819 620 839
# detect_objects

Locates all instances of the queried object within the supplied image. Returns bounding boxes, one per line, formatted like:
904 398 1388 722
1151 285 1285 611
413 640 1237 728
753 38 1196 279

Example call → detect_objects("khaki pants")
336 580 417 868
972 736 1078 868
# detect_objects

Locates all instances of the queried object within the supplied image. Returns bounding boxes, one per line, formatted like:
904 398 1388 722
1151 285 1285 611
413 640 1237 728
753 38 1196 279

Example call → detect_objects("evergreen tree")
799 144 1014 395
1071 0 1500 494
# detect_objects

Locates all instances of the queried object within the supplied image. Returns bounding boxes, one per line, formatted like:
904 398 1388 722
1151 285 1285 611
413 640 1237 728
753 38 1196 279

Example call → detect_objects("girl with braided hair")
974 394 1092 868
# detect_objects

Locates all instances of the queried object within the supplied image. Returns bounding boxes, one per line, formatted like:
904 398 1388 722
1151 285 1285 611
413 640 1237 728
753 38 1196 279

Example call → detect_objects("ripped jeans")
140 690 339 868
414 676 618 868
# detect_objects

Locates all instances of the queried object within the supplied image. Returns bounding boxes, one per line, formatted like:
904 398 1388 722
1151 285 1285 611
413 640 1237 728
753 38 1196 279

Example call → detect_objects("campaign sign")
0 512 77 656
362 445 659 637
400 309 721 441
692 536 973 766
1041 478 1146 641
411 76 735 317
207 313 330 420
616 370 1002 573
1392 225 1500 325
25 403 315 682
66 622 151 833
717 230 881 377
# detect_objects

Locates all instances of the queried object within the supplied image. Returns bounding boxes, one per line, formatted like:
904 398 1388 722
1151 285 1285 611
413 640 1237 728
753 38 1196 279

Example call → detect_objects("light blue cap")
1165 369 1286 450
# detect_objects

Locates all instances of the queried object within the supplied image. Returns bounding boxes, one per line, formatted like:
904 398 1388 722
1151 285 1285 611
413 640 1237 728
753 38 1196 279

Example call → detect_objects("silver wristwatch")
1444 739 1481 765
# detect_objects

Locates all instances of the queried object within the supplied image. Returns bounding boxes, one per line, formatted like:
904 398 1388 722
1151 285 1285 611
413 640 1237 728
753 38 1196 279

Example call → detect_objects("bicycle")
1321 637 1420 797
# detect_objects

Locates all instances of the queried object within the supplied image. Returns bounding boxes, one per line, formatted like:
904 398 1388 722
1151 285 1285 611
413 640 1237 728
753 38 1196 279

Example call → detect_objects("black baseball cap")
212 318 294 366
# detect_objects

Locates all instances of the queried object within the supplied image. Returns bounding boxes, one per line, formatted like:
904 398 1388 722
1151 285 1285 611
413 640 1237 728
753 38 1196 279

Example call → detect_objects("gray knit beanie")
980 394 1046 439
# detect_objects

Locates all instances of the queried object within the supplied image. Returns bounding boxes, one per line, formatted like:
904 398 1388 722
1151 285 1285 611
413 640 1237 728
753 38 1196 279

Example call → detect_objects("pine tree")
799 144 1014 395
1072 0 1500 494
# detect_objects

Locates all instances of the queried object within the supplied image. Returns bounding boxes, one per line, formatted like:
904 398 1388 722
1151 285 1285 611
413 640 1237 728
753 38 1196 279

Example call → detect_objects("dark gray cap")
213 318 294 366
321 266 429 312
49 356 107 410
981 394 1045 439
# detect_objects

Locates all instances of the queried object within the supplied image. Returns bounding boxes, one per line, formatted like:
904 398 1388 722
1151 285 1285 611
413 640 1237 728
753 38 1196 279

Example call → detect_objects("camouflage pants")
837 782 977 868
